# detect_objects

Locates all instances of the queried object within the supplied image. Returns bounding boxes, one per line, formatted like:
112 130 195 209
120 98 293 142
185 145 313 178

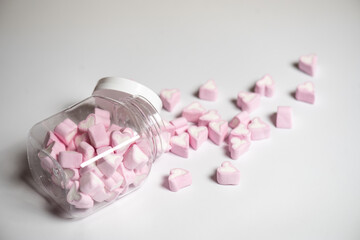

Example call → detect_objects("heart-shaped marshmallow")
216 161 240 185
182 102 207 123
299 54 317 76
54 118 78 146
229 111 250 129
111 130 132 155
255 75 275 97
228 123 251 141
237 92 261 113
248 117 271 140
67 181 94 209
295 81 315 104
168 168 192 192
228 137 251 159
160 88 181 112
208 120 228 145
170 132 189 158
78 114 96 132
97 152 123 177
187 125 208 150
198 110 221 126
199 80 218 101
123 144 149 171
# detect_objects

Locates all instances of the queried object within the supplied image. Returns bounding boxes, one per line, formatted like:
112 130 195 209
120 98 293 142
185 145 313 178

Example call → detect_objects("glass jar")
27 77 166 218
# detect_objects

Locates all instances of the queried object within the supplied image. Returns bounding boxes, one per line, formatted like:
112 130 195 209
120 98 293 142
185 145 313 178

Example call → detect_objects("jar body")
27 95 164 218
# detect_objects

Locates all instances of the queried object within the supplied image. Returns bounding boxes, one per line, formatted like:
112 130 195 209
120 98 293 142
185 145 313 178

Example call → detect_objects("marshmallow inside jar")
27 77 167 218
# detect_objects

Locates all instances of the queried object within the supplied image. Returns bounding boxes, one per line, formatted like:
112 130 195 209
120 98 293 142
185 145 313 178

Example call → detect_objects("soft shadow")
192 89 199 98
268 112 277 127
208 170 217 183
161 175 169 190
292 62 299 70
230 98 237 108
290 90 296 100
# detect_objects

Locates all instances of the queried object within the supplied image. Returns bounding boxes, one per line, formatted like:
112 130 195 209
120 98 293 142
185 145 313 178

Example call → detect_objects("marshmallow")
276 106 293 129
255 75 275 97
170 117 188 129
95 108 111 129
248 117 271 140
295 81 315 104
228 123 251 141
174 125 189 135
228 137 251 159
54 118 78 146
123 144 149 170
198 110 221 126
111 130 132 155
78 114 97 132
237 92 261 113
107 124 122 136
170 132 190 158
58 151 83 169
187 125 208 150
64 168 80 181
73 133 89 149
102 171 124 191
229 111 250 129
79 171 105 196
77 141 95 161
118 163 136 185
67 181 94 209
88 123 110 148
199 80 218 101
97 153 122 177
122 127 135 137
46 131 64 148
217 161 240 185
66 140 76 151
162 120 176 136
160 88 181 112
208 120 228 145
182 102 206 123
168 168 192 192
299 54 317 76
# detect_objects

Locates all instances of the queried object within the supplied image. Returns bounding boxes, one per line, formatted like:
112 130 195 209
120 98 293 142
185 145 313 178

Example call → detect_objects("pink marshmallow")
168 168 192 192
58 151 83 169
170 117 188 129
79 171 105 196
237 92 261 113
174 125 189 135
181 102 206 123
199 80 218 101
64 168 80 181
160 88 181 112
97 153 122 178
299 54 317 76
107 124 122 136
276 106 293 129
67 181 94 209
255 75 275 97
95 108 111 129
228 137 251 159
217 161 240 185
73 133 89 149
208 120 228 145
295 81 315 104
170 132 189 158
123 144 149 170
54 118 78 146
187 125 208 150
66 140 76 151
118 163 136 185
78 114 97 132
122 127 135 137
102 171 124 191
77 141 95 161
162 120 176 136
198 110 221 126
88 123 110 148
46 131 64 148
228 123 251 141
111 130 132 155
229 111 250 129
248 117 271 140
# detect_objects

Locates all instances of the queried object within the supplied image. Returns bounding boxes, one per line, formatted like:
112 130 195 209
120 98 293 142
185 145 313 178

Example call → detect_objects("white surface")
1 0 360 239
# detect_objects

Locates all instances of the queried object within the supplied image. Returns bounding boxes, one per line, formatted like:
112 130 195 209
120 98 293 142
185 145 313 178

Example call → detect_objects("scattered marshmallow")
170 132 189 158
198 110 221 126
229 111 250 129
168 168 192 192
182 102 206 123
208 120 228 145
228 123 251 141
237 92 261 113
276 106 293 129
160 88 181 112
187 125 208 150
299 54 317 76
248 117 271 140
199 80 218 101
295 81 315 104
228 137 251 159
217 161 240 185
255 75 275 97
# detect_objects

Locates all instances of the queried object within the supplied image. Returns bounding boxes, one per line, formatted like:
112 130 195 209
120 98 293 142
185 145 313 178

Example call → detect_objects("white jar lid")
93 77 162 112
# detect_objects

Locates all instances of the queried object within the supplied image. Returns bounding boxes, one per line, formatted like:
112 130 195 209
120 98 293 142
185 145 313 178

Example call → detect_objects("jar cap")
93 77 162 112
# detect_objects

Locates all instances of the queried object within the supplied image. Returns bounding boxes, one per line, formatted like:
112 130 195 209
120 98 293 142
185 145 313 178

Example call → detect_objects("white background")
1 0 360 239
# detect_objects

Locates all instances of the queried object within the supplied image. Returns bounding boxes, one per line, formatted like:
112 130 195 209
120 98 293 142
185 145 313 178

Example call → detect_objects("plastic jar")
27 77 166 218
